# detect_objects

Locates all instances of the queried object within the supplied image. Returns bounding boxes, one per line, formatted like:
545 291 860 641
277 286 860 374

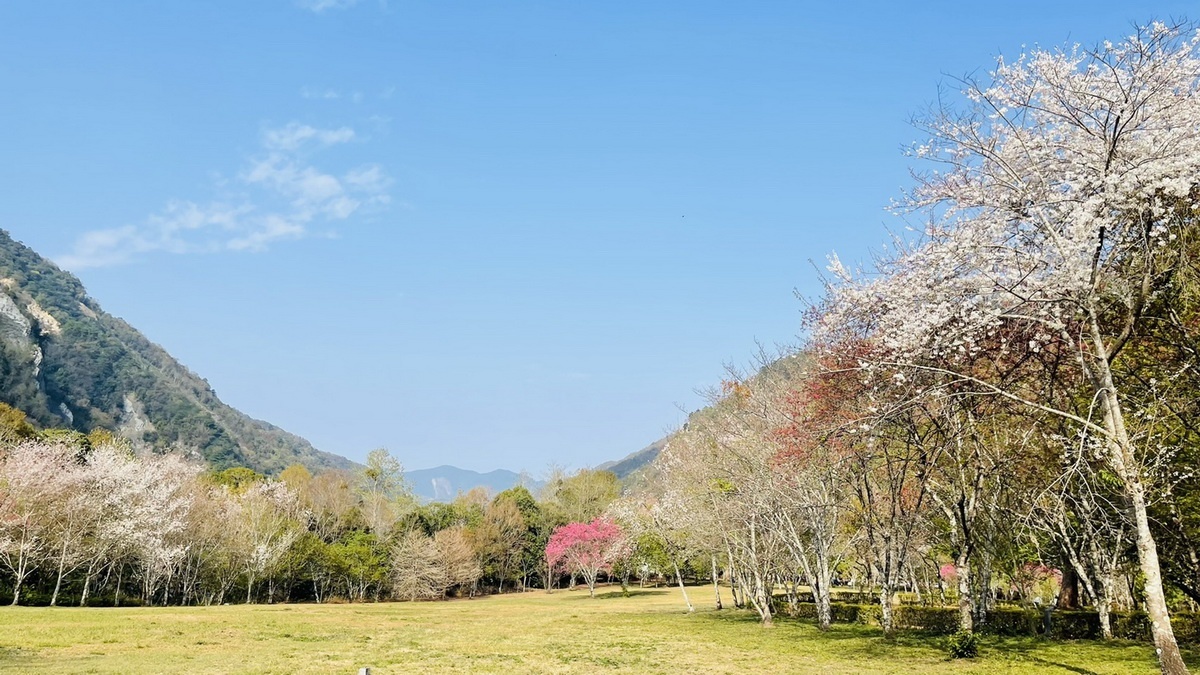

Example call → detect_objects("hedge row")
775 601 1199 642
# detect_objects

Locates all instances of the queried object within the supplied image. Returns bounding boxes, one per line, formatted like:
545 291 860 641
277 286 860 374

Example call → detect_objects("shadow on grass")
0 647 33 668
1004 655 1101 675
691 610 1179 671
562 589 670 601
979 635 1198 672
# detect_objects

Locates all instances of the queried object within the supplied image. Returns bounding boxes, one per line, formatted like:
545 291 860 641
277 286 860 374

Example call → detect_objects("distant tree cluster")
0 413 630 607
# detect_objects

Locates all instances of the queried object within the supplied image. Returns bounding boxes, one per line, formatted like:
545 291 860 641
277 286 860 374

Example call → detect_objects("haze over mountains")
403 439 665 502
403 466 537 502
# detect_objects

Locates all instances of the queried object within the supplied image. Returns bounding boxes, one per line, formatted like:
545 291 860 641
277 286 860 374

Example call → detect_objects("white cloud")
300 86 341 100
262 122 354 152
56 226 143 269
58 123 389 269
344 164 390 193
299 87 367 104
226 215 306 252
296 0 361 13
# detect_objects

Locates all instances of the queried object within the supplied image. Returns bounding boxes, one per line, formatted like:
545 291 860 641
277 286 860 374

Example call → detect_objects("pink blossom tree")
545 518 626 598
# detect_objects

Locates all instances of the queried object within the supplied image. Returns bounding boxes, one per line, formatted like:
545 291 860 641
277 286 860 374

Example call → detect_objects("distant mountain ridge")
400 435 668 502
0 229 352 474
597 437 666 480
404 465 539 502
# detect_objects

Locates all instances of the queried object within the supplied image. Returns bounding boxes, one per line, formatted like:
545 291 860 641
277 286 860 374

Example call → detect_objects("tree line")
0 408 641 608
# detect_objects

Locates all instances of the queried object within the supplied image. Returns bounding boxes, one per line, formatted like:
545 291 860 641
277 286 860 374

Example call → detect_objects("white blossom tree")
0 442 75 605
816 23 1200 672
234 480 303 603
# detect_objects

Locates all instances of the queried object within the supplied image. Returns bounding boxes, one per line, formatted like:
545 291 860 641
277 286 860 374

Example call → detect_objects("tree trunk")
749 564 773 626
814 552 833 631
1058 566 1080 610
815 577 832 631
10 570 22 606
1127 476 1186 674
1097 579 1114 641
114 566 123 607
673 560 694 613
956 555 973 632
879 586 894 635
1090 348 1188 675
80 569 93 607
724 549 744 608
50 539 70 607
712 555 723 610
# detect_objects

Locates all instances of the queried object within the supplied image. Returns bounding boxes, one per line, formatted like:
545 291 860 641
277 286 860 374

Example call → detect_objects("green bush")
782 602 818 619
979 608 1040 637
947 630 979 659
1170 613 1200 643
896 606 961 635
829 603 881 625
1111 612 1151 641
1047 611 1102 640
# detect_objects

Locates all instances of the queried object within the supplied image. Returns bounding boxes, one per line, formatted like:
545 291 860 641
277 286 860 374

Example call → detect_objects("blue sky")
0 1 1185 472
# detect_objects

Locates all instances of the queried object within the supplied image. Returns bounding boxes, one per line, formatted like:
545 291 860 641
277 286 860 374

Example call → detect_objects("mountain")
606 356 811 492
597 437 666 481
0 229 352 474
404 465 539 502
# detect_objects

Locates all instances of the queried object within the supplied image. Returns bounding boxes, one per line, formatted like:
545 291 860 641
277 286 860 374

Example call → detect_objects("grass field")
0 586 1193 674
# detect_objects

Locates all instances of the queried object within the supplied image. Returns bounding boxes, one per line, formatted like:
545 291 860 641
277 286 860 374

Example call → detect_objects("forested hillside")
0 229 351 474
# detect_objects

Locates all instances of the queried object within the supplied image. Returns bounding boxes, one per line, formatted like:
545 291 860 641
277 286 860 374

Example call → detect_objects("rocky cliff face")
0 229 352 474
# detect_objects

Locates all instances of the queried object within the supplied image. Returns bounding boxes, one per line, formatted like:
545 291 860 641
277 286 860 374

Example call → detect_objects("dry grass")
0 586 1191 673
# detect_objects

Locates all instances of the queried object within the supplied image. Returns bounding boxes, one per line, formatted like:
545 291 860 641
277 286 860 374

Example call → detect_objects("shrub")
1111 612 1151 641
829 603 881 625
1170 613 1200 643
979 608 1040 637
947 630 979 659
896 606 960 635
1048 611 1102 640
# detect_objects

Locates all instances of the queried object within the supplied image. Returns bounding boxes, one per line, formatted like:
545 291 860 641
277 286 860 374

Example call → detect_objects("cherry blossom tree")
233 480 303 603
46 453 99 606
129 454 199 605
651 362 802 626
815 23 1200 672
545 518 626 598
0 442 75 605
610 495 699 613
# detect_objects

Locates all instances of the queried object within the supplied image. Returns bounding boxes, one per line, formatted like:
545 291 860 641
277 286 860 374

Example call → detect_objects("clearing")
0 586 1191 673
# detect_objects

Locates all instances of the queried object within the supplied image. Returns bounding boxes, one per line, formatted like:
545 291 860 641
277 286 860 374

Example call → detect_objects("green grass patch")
0 586 1191 673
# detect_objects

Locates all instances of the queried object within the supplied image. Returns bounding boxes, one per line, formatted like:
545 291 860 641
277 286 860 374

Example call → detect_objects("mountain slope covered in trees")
0 229 351 474
596 437 666 493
